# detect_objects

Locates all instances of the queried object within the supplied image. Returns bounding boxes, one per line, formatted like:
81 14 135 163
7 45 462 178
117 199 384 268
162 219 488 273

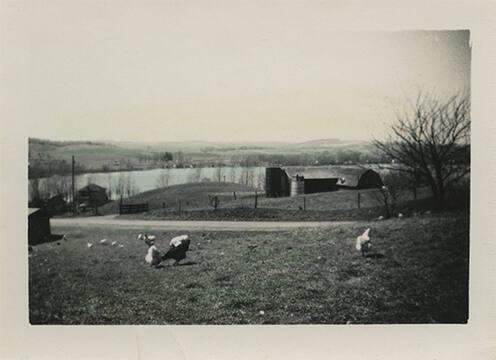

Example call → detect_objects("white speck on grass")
259 310 265 315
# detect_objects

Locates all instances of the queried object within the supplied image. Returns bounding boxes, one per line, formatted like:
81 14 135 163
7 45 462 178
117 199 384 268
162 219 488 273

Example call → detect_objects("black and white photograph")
1 0 495 359
27 28 471 325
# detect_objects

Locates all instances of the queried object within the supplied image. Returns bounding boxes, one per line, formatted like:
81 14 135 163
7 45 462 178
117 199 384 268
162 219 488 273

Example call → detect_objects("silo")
265 167 283 197
290 177 305 197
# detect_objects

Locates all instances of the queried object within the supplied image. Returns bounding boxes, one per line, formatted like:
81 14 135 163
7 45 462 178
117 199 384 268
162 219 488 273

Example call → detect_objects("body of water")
29 166 266 201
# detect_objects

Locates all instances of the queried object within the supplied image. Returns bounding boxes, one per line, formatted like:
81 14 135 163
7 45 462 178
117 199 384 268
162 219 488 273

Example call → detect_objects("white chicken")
145 245 162 267
99 238 107 244
111 241 117 246
355 228 371 257
87 243 93 248
170 234 189 247
138 233 156 246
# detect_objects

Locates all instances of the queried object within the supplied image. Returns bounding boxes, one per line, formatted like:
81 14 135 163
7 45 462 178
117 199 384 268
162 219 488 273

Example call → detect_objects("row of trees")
230 149 389 167
154 167 266 190
29 171 141 204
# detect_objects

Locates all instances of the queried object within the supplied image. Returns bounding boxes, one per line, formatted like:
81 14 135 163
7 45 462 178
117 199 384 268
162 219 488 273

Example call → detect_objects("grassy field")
97 181 433 220
99 182 257 215
29 213 469 324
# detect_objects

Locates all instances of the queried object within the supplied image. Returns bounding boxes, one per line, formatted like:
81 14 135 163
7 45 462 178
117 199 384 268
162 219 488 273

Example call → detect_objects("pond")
29 166 266 201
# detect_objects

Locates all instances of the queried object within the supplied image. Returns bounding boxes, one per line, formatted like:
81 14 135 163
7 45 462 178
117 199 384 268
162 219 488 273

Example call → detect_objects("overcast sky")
5 2 470 143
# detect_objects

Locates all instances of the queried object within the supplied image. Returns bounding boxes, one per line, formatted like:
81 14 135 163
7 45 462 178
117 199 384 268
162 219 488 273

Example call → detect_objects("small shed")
46 194 67 215
77 183 109 207
28 208 51 245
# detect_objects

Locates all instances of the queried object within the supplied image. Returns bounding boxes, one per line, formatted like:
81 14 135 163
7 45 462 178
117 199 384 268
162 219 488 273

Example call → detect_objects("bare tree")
239 167 249 186
214 166 223 182
371 171 412 217
188 167 202 183
246 168 255 188
107 173 113 199
124 173 139 197
256 169 266 191
229 166 237 183
86 174 95 186
156 169 170 188
373 92 470 210
115 172 126 200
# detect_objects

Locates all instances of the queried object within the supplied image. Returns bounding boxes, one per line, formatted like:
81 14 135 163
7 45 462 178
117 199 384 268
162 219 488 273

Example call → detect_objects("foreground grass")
29 213 468 324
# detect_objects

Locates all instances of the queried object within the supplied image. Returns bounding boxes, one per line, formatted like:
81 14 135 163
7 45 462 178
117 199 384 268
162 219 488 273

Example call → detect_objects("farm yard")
93 181 463 222
29 211 469 325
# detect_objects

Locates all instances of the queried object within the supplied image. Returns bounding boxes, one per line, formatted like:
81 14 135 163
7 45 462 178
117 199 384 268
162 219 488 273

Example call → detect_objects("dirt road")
51 216 353 232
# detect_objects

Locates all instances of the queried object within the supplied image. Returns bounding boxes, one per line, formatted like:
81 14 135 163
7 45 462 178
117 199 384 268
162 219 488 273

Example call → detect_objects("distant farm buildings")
77 183 109 208
265 166 383 197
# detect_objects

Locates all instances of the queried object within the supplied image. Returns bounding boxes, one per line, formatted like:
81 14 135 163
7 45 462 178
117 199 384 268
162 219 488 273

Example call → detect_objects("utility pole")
72 155 76 214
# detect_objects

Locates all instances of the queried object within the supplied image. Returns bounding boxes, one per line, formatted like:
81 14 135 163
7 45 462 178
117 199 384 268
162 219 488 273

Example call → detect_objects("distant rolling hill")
28 137 374 175
29 138 149 170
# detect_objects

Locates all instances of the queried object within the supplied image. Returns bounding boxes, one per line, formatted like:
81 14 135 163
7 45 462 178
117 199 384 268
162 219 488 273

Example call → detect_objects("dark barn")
265 166 383 197
265 167 290 197
28 208 51 245
332 168 384 189
77 183 109 207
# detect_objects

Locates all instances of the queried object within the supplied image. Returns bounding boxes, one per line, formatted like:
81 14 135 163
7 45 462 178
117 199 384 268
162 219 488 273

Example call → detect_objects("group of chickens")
139 233 191 268
138 228 373 270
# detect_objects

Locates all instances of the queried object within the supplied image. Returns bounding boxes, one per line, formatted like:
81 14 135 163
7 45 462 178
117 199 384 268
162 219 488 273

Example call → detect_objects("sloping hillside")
29 138 148 171
99 182 256 214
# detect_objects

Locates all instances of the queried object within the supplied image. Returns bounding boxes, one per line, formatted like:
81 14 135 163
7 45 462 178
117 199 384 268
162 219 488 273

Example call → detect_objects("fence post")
254 191 258 209
233 191 236 200
303 196 306 211
357 192 361 209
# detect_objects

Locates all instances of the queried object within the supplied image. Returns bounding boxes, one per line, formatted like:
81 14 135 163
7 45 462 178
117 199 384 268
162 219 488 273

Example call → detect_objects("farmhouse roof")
28 208 41 216
78 183 106 192
283 166 372 186
283 166 339 180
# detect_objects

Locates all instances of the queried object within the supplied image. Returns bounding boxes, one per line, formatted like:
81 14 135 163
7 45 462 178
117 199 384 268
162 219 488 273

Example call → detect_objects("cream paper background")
1 0 495 359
